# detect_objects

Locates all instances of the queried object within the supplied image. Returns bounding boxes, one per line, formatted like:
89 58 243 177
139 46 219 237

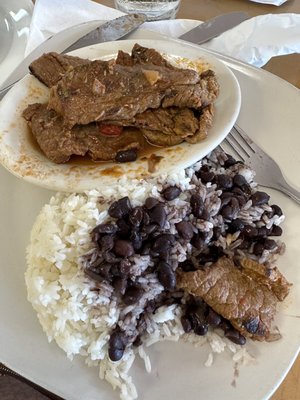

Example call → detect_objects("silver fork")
221 125 300 205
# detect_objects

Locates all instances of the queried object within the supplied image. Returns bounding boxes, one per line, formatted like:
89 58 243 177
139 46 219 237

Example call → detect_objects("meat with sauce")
177 257 291 341
24 44 219 163
47 61 211 128
23 103 144 163
29 52 90 88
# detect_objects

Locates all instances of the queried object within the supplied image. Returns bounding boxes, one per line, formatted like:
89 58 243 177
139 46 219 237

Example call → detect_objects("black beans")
104 252 120 264
251 191 270 206
212 226 222 240
233 174 247 187
191 234 204 250
224 329 246 345
123 285 144 305
108 197 132 219
257 227 268 238
108 330 128 361
115 149 137 163
199 170 215 183
181 316 193 333
176 221 194 240
206 308 222 327
221 205 234 220
161 186 181 201
243 317 259 334
179 260 195 272
263 238 277 250
94 223 117 235
271 204 283 217
113 277 128 295
152 235 172 260
141 224 158 237
220 196 232 208
190 194 204 218
194 322 208 336
119 259 131 276
230 218 244 232
100 235 114 252
129 207 144 227
116 219 131 237
133 335 142 347
224 155 238 168
157 262 176 291
130 230 143 250
215 174 233 190
253 242 265 256
148 204 167 228
242 225 258 238
96 262 112 279
240 183 252 197
113 240 134 257
270 225 282 236
145 197 159 210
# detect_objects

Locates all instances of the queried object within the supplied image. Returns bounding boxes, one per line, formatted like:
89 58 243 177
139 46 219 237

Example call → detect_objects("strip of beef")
140 106 213 146
29 52 90 88
48 58 218 128
23 104 144 163
185 105 214 144
239 258 291 302
105 107 198 137
177 257 291 341
116 43 175 69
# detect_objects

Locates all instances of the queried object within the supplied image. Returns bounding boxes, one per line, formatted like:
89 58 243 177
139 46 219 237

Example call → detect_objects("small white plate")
0 39 241 192
0 0 33 87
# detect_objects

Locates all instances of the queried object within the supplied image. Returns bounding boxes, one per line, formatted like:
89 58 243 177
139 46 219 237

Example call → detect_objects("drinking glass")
114 0 181 21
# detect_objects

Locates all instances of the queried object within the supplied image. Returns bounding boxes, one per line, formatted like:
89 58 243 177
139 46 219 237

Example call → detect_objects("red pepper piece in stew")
98 124 123 136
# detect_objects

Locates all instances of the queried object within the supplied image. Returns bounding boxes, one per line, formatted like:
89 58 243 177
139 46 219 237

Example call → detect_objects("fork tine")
227 132 251 158
232 125 255 153
225 134 248 162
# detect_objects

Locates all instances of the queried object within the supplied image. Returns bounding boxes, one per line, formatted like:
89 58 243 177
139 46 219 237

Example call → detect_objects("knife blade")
0 14 146 98
178 12 249 44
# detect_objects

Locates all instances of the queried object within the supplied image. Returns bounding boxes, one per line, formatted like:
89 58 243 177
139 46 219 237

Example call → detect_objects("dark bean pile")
83 151 284 362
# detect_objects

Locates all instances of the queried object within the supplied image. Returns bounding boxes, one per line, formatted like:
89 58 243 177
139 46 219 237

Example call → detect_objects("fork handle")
278 178 300 205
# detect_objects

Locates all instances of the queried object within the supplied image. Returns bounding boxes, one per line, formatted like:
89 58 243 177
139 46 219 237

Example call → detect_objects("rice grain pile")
25 149 286 400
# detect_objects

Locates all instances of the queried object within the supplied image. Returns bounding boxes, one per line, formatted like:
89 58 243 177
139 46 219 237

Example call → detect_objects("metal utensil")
178 12 249 44
0 14 146 99
222 125 300 204
0 362 63 400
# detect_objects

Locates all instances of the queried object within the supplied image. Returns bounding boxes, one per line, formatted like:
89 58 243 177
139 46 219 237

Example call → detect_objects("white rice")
25 155 271 400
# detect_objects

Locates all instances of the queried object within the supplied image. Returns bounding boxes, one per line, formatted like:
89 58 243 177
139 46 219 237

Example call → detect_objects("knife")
0 14 146 99
0 11 248 100
179 12 249 44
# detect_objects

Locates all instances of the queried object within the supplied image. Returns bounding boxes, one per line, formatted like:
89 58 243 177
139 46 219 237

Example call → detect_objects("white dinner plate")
0 0 33 87
0 31 300 400
0 39 241 192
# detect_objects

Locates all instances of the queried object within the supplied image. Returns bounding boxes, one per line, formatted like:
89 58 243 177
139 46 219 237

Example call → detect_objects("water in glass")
114 0 181 21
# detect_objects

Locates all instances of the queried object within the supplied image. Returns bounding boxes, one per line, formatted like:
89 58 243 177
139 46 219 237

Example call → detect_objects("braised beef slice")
141 105 214 146
24 45 220 161
48 59 205 127
239 258 291 302
23 103 144 163
177 257 291 340
105 107 198 139
116 43 175 69
29 52 90 88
